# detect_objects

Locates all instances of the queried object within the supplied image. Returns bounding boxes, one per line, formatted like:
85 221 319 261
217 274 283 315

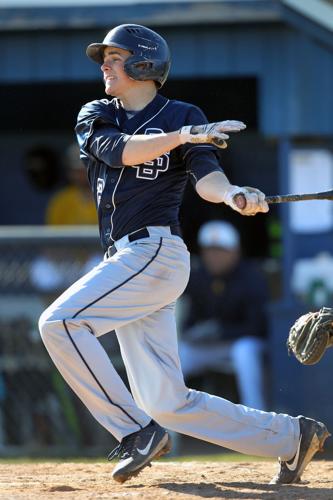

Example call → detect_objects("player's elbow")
121 150 134 166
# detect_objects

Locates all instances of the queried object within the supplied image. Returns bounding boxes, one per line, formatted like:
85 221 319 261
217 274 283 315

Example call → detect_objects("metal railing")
0 225 121 456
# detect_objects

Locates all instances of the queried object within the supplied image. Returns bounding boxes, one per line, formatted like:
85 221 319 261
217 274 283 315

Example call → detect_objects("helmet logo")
138 44 158 51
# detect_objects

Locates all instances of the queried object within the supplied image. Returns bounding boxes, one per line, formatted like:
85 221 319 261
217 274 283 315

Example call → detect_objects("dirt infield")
0 460 333 499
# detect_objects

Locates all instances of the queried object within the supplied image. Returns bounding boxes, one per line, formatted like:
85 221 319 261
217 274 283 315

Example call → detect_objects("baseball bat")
233 189 333 210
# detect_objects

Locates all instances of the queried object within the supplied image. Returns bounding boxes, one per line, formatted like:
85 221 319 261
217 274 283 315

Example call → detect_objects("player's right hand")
179 121 246 148
224 185 269 216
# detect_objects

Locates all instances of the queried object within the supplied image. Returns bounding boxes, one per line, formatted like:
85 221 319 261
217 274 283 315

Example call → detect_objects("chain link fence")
0 226 123 457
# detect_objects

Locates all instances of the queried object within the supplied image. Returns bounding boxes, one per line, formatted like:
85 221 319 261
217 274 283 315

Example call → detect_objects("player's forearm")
195 171 232 203
122 131 181 166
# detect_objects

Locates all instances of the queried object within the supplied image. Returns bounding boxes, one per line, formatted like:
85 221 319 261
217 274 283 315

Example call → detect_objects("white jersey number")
96 177 105 206
133 128 170 180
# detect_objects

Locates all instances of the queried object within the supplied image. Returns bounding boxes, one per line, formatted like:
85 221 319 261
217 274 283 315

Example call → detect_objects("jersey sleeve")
75 100 130 168
180 105 224 185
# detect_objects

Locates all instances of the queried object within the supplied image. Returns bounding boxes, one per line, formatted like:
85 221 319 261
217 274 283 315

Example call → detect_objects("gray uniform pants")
39 226 299 460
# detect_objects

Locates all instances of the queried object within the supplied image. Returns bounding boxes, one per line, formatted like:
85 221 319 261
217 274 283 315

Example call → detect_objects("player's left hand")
218 120 247 132
179 120 246 149
224 185 269 216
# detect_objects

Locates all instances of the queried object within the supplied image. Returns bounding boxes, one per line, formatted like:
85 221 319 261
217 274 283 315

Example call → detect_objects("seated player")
179 220 268 410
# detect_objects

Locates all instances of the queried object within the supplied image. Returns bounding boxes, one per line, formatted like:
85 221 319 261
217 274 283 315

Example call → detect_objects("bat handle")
232 193 247 210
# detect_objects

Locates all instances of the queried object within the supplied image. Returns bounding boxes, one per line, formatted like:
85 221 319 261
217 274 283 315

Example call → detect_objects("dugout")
0 76 273 259
1 0 333 433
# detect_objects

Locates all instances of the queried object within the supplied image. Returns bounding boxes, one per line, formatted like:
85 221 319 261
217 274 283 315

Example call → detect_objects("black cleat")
108 420 172 483
270 416 331 484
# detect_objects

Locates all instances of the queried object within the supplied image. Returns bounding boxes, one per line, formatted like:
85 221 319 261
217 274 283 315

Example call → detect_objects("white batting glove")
223 185 269 216
179 120 246 149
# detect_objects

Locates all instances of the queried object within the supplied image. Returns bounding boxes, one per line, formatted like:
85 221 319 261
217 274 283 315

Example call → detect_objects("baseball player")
38 24 330 485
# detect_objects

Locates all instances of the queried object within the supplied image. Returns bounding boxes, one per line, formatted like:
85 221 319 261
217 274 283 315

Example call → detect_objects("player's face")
101 47 134 96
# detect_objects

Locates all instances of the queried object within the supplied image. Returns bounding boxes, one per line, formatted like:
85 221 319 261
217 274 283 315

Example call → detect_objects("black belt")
107 225 182 258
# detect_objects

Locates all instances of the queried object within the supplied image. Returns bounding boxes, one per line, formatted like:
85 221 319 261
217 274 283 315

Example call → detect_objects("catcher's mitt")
287 307 333 365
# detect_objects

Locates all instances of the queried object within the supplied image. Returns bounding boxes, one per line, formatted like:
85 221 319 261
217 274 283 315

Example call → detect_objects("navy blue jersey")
76 93 223 251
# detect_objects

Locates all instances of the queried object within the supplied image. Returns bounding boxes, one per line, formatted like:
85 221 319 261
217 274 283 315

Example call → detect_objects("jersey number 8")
133 128 170 180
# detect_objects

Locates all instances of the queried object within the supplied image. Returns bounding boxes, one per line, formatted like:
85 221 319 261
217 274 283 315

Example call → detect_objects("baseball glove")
287 307 333 365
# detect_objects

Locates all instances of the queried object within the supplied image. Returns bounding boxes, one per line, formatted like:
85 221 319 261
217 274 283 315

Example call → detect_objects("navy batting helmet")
86 24 171 88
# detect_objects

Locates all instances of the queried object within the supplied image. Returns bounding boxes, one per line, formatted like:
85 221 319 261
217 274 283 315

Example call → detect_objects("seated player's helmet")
86 24 171 88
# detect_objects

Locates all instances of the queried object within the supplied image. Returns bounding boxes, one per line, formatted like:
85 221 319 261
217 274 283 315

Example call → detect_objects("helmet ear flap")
131 60 154 73
124 56 170 87
124 57 153 80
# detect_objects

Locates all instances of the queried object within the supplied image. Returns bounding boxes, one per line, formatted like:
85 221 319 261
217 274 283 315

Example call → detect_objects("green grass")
165 454 274 462
0 453 274 464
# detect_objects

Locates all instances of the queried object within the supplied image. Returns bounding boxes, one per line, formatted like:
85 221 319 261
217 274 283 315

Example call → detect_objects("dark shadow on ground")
157 480 333 499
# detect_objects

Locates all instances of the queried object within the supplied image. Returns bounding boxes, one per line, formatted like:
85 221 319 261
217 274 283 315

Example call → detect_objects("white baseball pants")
39 226 299 460
179 336 267 410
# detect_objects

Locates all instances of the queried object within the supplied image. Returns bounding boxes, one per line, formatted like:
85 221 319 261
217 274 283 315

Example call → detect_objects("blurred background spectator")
24 146 61 193
179 220 269 410
45 142 97 225
24 144 101 450
30 142 99 295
